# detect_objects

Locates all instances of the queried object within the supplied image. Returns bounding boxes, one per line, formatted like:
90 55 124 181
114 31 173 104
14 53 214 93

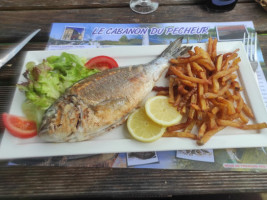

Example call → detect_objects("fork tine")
246 32 250 55
243 32 246 45
254 32 258 62
250 32 253 61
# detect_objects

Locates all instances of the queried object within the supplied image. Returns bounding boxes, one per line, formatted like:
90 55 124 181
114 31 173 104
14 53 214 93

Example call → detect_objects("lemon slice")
127 107 166 143
145 96 182 126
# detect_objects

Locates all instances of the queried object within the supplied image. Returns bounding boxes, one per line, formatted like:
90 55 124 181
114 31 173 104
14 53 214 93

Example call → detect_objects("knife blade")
0 29 41 69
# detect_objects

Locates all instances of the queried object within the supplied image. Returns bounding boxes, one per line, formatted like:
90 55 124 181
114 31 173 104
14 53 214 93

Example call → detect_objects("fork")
243 31 259 72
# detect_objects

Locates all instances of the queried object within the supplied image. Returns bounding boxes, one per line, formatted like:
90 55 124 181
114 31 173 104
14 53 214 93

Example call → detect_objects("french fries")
160 38 267 145
163 131 197 140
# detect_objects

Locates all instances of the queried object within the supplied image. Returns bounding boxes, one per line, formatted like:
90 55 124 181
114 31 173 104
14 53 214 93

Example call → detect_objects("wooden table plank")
0 3 266 43
0 2 267 198
1 167 267 198
0 0 253 10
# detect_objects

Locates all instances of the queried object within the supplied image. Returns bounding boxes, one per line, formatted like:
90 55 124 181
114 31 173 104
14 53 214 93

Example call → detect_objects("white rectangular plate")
1 41 267 159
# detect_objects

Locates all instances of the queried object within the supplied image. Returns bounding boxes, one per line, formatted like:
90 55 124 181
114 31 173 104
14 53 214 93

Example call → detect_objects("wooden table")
1 0 267 199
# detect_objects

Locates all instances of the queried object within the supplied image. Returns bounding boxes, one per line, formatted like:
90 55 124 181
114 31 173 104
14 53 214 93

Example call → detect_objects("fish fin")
173 45 192 58
159 37 192 58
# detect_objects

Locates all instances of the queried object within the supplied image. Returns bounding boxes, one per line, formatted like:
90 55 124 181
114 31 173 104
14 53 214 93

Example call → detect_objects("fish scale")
38 37 191 142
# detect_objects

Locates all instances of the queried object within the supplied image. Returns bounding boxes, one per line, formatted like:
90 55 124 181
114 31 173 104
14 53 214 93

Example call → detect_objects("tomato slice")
2 113 37 139
85 55 119 71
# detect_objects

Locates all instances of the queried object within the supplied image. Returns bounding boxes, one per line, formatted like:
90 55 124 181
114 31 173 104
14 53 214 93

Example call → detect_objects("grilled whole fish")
39 37 191 142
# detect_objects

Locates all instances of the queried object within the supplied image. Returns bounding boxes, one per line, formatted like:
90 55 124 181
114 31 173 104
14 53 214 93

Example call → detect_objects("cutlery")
243 31 258 71
0 29 41 69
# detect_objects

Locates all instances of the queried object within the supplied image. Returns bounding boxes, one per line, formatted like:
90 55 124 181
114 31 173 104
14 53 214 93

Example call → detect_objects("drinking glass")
130 0 159 14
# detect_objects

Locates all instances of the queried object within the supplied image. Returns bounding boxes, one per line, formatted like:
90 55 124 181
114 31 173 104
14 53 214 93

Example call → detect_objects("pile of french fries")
155 38 267 145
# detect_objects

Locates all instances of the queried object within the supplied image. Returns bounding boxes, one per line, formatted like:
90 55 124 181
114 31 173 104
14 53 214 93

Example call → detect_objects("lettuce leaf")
17 52 99 125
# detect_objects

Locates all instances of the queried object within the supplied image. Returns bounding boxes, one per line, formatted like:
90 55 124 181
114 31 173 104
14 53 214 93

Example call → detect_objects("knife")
0 29 41 69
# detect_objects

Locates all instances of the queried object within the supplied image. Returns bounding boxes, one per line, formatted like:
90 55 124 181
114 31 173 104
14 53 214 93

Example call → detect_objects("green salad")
17 52 99 126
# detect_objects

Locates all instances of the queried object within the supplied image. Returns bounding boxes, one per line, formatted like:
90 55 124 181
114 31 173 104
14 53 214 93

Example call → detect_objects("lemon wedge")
127 107 166 143
145 96 182 126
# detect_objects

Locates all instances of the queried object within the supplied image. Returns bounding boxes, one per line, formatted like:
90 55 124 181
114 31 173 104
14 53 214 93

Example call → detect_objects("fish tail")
159 37 192 59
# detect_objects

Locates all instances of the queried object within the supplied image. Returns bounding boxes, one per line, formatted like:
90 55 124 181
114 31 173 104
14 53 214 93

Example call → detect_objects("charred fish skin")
39 37 192 142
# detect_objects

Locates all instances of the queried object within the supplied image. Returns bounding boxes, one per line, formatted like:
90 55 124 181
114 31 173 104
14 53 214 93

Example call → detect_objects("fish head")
38 95 83 142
